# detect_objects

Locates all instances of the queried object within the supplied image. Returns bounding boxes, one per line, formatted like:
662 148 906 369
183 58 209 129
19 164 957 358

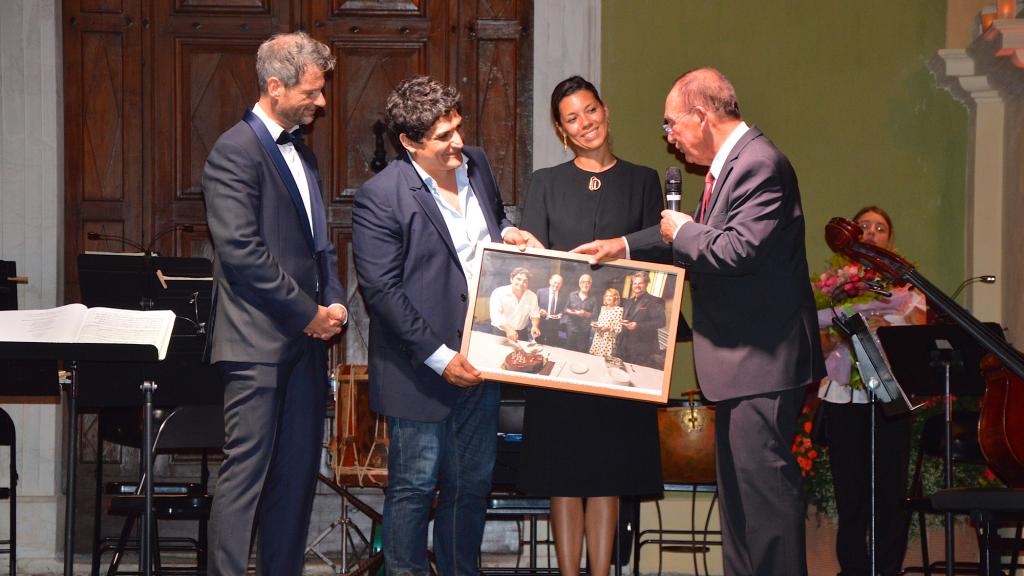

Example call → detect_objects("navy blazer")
535 287 567 317
203 118 346 364
352 147 512 421
630 127 824 401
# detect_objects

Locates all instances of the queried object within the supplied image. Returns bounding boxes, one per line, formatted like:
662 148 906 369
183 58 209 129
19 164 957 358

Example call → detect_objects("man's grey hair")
256 31 335 94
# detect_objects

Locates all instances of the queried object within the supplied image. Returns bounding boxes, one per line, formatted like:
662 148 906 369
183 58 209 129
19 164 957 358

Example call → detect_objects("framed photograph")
460 243 686 404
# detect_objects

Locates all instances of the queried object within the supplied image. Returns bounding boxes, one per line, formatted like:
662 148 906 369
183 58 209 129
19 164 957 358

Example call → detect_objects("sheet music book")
0 304 175 360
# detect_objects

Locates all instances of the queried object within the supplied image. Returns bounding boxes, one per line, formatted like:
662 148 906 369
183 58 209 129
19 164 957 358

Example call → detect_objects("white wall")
0 0 65 569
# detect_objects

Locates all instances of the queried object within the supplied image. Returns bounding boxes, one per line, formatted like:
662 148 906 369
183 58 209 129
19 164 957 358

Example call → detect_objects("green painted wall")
599 0 968 394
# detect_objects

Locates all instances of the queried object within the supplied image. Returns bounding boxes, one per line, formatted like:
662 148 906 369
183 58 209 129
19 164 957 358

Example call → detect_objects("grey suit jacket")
352 147 512 421
630 127 824 401
203 118 345 364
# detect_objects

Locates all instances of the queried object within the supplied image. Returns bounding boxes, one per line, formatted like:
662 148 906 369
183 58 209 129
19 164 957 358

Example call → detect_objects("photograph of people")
489 266 541 342
588 287 623 357
562 273 597 353
536 273 566 346
518 74 665 576
618 271 666 369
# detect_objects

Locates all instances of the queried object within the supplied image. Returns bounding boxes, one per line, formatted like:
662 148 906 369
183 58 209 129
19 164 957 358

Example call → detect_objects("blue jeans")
383 381 500 576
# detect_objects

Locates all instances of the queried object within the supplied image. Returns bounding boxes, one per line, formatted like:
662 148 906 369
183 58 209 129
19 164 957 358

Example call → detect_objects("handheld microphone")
665 167 682 211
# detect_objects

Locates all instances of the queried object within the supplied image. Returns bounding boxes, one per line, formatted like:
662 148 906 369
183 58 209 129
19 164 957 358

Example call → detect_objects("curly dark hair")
385 76 462 143
510 267 531 282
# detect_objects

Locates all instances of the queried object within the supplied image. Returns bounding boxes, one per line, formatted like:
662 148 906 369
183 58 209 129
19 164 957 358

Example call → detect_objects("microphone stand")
950 275 996 302
87 225 194 310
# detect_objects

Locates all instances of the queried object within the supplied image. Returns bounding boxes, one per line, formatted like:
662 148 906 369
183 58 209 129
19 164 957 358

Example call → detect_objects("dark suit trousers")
208 338 328 576
715 387 807 576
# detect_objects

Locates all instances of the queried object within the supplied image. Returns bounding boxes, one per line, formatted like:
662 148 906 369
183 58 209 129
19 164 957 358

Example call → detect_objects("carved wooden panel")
81 0 125 13
177 41 261 196
456 0 531 208
308 0 449 203
172 0 271 14
181 225 215 261
79 33 128 202
329 0 423 16
149 0 289 256
329 41 428 199
63 1 143 302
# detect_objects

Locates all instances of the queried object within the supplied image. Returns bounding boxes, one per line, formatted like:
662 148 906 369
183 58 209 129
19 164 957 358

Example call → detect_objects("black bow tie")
276 129 302 146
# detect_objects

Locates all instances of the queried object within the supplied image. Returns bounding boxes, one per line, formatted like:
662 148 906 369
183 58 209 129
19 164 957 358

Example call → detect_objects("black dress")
517 158 665 497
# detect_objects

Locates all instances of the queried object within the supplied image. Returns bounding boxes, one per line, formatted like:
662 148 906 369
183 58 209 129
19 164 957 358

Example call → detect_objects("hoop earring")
561 132 568 151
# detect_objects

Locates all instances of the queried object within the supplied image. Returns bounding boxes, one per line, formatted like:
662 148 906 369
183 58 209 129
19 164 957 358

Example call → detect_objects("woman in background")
588 288 622 357
519 75 663 576
817 205 926 576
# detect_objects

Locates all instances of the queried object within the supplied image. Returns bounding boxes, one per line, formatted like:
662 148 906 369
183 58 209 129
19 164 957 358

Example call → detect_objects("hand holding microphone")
661 166 691 243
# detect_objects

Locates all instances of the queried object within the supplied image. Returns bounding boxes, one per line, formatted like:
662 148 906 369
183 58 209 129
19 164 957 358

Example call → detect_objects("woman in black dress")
519 76 664 576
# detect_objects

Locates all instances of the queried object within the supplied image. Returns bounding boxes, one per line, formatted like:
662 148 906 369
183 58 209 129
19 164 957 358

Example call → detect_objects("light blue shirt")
408 153 492 376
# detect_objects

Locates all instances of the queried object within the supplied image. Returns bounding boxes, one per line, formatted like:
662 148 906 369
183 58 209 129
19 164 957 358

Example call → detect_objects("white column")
532 0 602 171
930 20 1024 335
0 0 66 569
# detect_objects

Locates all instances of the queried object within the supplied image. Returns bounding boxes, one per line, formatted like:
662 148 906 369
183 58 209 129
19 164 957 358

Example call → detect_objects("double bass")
825 217 1024 487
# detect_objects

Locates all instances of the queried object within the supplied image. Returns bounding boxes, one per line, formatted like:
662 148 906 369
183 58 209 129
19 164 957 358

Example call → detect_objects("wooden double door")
63 0 533 362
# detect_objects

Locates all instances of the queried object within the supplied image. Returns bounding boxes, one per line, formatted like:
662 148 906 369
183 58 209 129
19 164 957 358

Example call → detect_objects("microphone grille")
666 166 682 182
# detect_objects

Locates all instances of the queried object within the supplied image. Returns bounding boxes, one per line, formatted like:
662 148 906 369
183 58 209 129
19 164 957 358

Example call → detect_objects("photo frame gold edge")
459 242 687 405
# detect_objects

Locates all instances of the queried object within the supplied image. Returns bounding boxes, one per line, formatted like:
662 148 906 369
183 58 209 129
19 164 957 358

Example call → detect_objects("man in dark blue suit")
535 273 567 346
577 68 824 576
352 76 539 576
202 32 348 575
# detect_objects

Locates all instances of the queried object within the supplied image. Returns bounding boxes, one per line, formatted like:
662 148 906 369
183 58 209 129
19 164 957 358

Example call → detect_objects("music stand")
77 254 215 407
831 311 916 576
78 253 211 313
0 342 161 576
877 323 998 576
76 254 212 576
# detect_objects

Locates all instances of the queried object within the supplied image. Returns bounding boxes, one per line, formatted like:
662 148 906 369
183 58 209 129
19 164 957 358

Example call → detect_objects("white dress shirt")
252 103 314 236
409 154 493 376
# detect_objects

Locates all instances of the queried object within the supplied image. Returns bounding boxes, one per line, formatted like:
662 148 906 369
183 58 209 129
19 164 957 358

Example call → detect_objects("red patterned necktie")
699 171 715 223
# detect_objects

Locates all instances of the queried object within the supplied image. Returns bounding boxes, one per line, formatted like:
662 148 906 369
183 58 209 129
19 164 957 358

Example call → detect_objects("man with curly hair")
352 76 539 575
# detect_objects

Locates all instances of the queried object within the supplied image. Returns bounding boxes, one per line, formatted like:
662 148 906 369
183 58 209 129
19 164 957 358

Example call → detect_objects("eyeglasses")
857 221 889 234
662 107 698 136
